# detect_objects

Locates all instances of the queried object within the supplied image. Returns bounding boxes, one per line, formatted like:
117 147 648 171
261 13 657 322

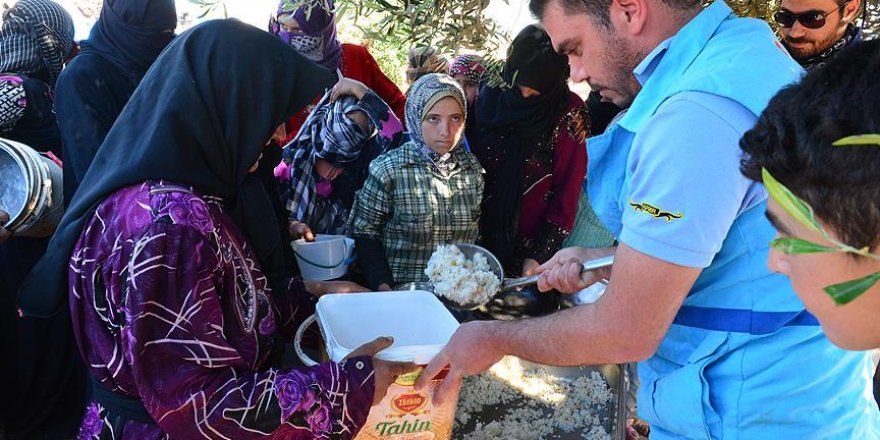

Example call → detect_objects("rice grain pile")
425 244 501 306
454 356 614 440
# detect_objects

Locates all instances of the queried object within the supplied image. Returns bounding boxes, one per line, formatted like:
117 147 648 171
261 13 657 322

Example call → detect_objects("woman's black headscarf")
19 19 335 318
474 24 569 269
83 0 177 81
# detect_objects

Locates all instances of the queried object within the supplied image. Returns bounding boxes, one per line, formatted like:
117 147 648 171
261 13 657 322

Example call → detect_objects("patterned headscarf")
449 54 486 83
284 92 375 222
272 0 342 72
406 73 467 177
406 46 449 84
0 0 75 84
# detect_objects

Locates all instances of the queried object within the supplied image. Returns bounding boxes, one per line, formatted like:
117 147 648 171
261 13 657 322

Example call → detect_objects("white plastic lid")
316 290 460 364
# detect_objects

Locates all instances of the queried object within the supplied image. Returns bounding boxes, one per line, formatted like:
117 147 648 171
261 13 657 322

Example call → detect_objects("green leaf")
770 237 836 254
197 6 214 19
833 134 880 146
824 271 880 305
761 168 822 233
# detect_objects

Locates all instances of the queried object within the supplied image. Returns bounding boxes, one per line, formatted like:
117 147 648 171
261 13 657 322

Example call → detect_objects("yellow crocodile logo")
629 201 683 222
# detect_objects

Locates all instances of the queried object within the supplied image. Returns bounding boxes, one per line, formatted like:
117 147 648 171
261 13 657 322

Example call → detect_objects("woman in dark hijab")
56 0 177 202
0 2 79 438
269 0 406 141
19 19 412 439
471 25 589 279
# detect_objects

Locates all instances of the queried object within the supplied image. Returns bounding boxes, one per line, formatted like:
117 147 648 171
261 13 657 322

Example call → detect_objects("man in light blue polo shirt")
416 0 880 438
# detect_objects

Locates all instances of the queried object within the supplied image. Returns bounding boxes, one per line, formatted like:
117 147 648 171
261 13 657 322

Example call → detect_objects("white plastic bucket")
0 137 63 237
295 290 459 365
290 234 354 280
294 290 461 440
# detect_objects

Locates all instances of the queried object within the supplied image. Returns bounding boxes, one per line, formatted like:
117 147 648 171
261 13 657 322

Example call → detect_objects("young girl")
349 73 484 290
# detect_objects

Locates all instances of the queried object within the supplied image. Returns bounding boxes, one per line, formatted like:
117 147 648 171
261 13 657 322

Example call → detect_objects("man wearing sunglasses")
774 0 862 70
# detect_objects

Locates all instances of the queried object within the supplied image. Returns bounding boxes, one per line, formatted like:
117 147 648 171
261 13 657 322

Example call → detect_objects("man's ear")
610 0 649 36
842 0 861 23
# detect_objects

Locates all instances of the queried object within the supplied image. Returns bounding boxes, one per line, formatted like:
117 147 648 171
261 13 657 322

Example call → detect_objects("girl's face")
315 158 343 181
516 84 542 99
453 74 479 107
420 96 464 155
278 13 302 33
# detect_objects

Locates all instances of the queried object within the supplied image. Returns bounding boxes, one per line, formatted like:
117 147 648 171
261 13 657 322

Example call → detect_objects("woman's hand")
330 78 369 102
0 210 12 244
288 220 315 241
346 336 417 405
304 280 369 298
522 258 540 276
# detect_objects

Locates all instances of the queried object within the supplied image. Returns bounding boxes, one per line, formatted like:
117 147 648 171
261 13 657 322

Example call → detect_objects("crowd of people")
0 0 878 438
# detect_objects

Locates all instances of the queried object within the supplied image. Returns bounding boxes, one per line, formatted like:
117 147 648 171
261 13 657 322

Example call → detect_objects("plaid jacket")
349 141 484 284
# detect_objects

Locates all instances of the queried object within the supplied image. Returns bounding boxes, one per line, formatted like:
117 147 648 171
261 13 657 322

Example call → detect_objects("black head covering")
474 24 570 269
19 19 335 318
83 0 177 80
476 24 569 132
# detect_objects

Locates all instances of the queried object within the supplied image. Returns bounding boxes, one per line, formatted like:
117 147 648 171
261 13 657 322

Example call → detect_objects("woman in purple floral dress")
18 20 413 440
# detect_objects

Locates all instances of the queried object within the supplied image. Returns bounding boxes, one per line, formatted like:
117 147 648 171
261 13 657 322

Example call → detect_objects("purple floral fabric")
69 181 375 439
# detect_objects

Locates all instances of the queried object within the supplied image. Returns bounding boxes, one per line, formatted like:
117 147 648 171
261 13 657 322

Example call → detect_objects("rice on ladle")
425 244 501 306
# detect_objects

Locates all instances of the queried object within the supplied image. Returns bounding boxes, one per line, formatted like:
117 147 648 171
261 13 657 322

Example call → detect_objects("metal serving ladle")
395 243 614 311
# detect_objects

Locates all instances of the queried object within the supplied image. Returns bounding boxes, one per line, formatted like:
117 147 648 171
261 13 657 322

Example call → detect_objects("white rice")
455 356 614 440
425 244 501 306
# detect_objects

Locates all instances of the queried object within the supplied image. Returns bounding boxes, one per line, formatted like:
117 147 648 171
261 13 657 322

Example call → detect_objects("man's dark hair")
529 0 700 28
740 39 880 251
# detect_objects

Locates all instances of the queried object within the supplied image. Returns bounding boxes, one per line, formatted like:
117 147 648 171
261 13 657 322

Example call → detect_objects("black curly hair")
740 39 880 252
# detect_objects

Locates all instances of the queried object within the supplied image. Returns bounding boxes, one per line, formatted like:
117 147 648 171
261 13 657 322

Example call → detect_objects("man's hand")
304 280 369 298
0 210 12 244
414 321 504 404
346 336 418 405
536 247 614 293
330 77 370 102
288 220 315 241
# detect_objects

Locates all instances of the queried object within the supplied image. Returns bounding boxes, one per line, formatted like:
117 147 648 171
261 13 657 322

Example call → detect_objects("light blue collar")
633 37 672 86
617 0 735 133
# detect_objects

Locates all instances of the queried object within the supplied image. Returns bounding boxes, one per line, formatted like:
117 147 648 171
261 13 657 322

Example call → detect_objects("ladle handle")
500 255 614 291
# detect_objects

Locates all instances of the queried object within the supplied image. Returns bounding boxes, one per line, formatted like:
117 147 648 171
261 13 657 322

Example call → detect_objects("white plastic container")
295 290 461 440
290 234 354 280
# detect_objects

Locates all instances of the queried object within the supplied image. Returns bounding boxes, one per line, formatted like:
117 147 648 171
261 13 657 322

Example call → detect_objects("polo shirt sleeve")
619 92 759 268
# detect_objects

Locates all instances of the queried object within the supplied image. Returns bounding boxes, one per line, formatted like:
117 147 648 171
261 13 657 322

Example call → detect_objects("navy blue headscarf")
21 19 334 318
83 0 176 80
57 0 178 202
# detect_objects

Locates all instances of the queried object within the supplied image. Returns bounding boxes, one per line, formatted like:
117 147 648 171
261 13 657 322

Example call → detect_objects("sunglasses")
773 1 850 29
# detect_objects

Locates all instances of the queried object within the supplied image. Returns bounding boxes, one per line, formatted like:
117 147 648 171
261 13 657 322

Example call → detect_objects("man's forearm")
487 298 646 366
488 243 697 367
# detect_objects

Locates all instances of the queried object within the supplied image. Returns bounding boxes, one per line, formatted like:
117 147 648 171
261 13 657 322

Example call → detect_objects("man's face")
777 0 856 60
766 199 880 350
541 0 642 107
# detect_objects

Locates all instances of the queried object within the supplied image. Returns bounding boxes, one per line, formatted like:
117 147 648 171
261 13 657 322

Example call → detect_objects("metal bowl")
559 280 609 309
0 143 28 225
479 285 560 320
393 281 434 292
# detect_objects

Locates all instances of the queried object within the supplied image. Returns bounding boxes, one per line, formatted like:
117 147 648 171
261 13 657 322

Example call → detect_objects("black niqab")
19 19 335 318
473 24 569 269
83 0 177 80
